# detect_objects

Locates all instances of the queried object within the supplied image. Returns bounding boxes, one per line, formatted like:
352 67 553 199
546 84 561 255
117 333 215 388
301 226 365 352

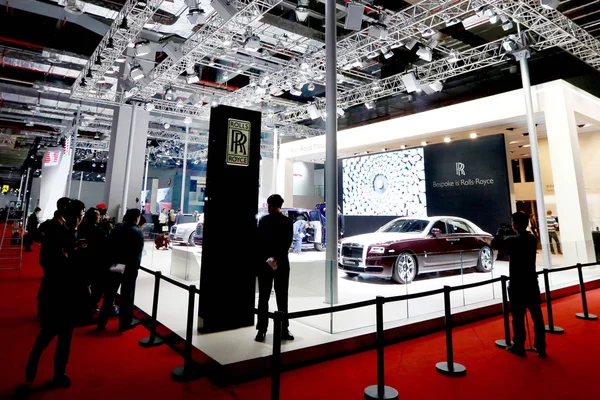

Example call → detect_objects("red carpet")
1 266 600 399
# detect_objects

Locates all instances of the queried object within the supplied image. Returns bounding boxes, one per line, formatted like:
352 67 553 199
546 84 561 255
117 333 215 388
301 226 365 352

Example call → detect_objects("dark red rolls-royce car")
338 216 495 284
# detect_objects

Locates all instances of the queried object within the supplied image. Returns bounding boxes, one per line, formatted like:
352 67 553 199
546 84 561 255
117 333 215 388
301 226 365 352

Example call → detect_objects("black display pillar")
198 106 261 333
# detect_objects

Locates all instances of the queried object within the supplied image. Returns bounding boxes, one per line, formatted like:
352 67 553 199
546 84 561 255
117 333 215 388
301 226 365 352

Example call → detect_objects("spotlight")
187 73 200 84
364 100 375 109
400 145 406 150
144 102 155 111
134 42 151 57
186 0 206 24
290 87 303 96
164 122 171 129
184 116 193 124
336 107 345 117
86 69 93 79
421 28 435 38
444 137 451 143
489 14 499 24
107 38 115 49
448 50 459 63
401 72 420 93
416 46 432 62
344 2 364 31
164 86 175 101
541 0 559 9
421 141 428 146
176 98 184 107
500 15 513 31
502 37 519 52
381 47 394 59
211 0 238 21
405 39 418 50
80 78 87 87
295 0 310 22
470 132 478 139
130 64 145 81
189 93 201 105
115 56 127 63
244 32 262 52
307 104 322 120
211 98 219 107
446 17 461 27
118 18 128 32
307 82 315 91
95 55 102 65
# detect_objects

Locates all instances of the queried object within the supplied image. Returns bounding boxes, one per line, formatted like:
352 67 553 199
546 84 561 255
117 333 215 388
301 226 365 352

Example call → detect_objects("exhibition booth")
130 80 600 371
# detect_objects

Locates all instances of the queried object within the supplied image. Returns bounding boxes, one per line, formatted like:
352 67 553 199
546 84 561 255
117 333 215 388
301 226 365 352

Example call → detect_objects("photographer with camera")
492 211 546 358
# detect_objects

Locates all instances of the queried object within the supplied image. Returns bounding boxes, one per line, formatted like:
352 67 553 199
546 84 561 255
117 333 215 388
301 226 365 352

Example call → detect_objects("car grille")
341 244 364 259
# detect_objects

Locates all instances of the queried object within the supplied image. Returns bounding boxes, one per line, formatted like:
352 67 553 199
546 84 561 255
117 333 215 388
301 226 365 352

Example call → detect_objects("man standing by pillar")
255 194 294 342
492 211 546 358
546 210 562 255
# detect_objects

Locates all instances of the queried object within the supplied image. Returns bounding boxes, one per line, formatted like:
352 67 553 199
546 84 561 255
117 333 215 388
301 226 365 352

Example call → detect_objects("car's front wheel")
392 252 418 284
188 232 195 246
314 243 325 251
345 272 359 278
476 246 493 272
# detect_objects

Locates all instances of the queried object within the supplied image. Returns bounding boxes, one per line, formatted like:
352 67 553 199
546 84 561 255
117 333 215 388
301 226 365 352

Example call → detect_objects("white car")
170 214 203 245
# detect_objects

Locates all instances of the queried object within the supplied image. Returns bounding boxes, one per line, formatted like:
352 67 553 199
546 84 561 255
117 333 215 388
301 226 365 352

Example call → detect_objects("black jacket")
26 213 39 234
257 212 293 269
491 230 539 287
108 223 144 276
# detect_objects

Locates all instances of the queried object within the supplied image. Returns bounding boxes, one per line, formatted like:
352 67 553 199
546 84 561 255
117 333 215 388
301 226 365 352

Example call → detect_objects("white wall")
292 161 315 196
68 180 105 209
514 130 600 229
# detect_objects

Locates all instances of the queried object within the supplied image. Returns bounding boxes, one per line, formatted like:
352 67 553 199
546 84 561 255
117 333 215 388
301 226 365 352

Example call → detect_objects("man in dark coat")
25 199 86 388
24 207 41 251
255 194 294 343
492 211 546 358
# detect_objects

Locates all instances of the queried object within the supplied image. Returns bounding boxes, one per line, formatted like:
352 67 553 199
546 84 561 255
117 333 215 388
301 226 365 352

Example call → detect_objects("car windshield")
377 219 429 233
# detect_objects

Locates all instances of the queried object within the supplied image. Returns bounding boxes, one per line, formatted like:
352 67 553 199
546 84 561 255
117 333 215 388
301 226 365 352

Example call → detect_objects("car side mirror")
431 228 442 237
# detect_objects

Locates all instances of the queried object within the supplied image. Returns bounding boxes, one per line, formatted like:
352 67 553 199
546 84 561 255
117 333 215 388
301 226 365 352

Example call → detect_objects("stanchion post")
575 263 598 320
543 269 565 334
140 271 165 347
172 284 200 382
436 286 466 376
271 311 283 400
495 275 513 349
364 296 398 400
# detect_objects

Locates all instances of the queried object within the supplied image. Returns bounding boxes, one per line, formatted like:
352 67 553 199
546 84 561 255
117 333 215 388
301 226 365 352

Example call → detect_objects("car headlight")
369 246 386 254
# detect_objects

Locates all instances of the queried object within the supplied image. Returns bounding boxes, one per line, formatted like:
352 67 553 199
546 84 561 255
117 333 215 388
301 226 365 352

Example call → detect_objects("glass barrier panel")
461 248 496 308
287 256 331 333
133 267 156 321
406 250 446 320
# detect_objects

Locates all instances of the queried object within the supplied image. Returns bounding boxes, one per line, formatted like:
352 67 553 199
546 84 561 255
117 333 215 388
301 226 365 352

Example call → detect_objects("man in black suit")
255 194 294 343
492 211 546 358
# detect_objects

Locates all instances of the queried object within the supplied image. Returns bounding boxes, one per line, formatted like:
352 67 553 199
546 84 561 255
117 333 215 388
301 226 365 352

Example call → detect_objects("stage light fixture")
307 82 315 91
115 56 127 63
416 46 432 62
186 0 206 24
164 86 175 101
164 122 171 129
405 39 418 50
187 73 200 84
144 102 155 111
134 42 151 57
118 18 128 32
244 34 262 52
130 64 144 81
421 141 428 146
470 133 478 139
290 87 302 96
421 28 435 38
400 145 406 149
295 0 310 22
86 69 93 79
107 38 115 49
336 107 345 117
541 0 559 9
364 100 375 109
401 72 420 93
184 116 193 124
502 37 519 52
307 104 322 120
211 98 219 107
448 50 459 63
211 0 238 21
446 17 461 27
344 2 364 31
444 137 451 143
381 47 394 59
176 98 184 107
95 55 102 65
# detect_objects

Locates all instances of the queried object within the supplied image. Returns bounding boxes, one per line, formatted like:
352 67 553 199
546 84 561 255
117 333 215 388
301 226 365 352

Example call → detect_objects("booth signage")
226 118 251 166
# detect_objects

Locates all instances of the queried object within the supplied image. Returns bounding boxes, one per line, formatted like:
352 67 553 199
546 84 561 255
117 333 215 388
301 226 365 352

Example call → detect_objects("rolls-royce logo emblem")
226 118 251 166
456 162 465 176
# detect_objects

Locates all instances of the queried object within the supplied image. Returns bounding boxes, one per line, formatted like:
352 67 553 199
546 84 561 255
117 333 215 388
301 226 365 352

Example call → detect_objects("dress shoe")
506 345 526 357
537 348 547 358
50 374 71 388
281 330 295 341
118 319 140 332
255 330 266 342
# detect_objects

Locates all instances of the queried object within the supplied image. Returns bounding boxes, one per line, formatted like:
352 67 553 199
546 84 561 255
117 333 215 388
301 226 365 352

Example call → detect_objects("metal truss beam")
76 139 110 151
136 0 284 100
71 0 166 100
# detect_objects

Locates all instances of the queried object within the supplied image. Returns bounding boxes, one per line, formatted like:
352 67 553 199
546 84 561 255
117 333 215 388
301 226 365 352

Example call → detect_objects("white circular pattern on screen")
342 148 427 216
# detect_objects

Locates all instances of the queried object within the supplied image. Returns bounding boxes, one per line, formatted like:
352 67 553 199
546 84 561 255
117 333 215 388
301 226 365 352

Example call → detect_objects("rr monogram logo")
456 162 465 176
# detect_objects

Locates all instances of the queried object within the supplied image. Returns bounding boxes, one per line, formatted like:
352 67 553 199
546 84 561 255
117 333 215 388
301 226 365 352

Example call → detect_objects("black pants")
509 284 546 351
257 266 290 331
27 323 74 377
24 232 34 250
98 271 138 329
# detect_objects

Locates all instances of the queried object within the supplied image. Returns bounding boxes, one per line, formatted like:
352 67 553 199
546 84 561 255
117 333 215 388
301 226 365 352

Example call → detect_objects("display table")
170 246 201 281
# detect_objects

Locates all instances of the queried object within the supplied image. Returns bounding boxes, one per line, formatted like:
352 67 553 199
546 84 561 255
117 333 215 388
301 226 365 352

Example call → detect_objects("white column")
180 125 189 211
104 105 150 218
150 178 159 214
276 159 294 207
541 84 595 264
77 171 83 200
504 135 517 213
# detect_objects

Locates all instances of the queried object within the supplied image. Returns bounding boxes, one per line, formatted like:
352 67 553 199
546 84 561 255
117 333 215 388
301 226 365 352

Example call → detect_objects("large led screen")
342 148 426 216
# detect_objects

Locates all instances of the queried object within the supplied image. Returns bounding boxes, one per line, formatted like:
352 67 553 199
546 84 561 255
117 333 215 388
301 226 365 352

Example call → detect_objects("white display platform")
170 246 201 281
135 241 599 373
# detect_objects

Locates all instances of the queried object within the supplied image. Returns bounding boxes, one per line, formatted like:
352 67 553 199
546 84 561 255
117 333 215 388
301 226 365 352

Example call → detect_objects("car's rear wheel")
188 232 195 246
314 243 325 251
345 272 359 278
476 246 493 272
392 252 417 284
